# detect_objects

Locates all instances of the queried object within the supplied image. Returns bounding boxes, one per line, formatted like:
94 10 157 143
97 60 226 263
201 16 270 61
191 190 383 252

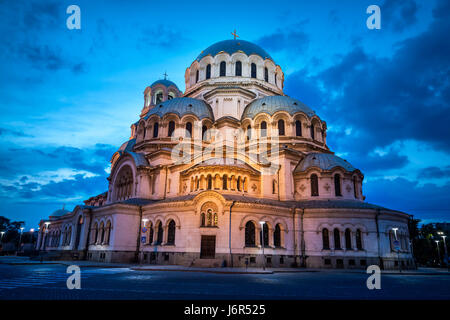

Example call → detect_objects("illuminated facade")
36 39 414 269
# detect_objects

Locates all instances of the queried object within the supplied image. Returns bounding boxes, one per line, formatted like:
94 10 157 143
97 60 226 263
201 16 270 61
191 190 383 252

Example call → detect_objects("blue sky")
0 0 449 229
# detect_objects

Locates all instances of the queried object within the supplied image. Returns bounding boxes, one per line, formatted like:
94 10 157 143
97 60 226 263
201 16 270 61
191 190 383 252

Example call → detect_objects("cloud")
382 0 418 32
0 128 33 138
285 0 450 157
256 22 310 54
138 25 190 50
365 177 450 220
418 166 450 179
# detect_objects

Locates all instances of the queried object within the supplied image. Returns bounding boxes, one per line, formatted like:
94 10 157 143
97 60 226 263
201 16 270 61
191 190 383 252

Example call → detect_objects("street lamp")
140 218 149 263
43 222 50 251
435 240 441 266
392 227 400 272
0 231 4 242
17 227 24 255
441 235 448 265
259 221 266 271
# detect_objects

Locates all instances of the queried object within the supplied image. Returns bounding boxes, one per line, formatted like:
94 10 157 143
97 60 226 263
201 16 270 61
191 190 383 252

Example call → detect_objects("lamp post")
29 229 35 246
392 227 400 272
140 218 148 264
43 222 50 251
435 240 441 266
17 227 24 255
0 231 4 242
441 235 448 268
259 221 266 270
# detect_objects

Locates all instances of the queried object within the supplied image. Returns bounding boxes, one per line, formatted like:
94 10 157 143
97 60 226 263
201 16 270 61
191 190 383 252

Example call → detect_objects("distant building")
36 39 414 269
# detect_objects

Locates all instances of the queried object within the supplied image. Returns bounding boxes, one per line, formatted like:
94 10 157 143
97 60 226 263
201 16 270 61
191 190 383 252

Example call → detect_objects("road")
0 263 449 300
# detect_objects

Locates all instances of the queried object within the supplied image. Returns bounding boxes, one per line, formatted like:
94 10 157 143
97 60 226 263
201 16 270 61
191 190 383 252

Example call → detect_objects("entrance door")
200 235 216 259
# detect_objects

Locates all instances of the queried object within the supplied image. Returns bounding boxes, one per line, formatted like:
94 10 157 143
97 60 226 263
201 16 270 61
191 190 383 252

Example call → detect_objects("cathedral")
36 38 414 269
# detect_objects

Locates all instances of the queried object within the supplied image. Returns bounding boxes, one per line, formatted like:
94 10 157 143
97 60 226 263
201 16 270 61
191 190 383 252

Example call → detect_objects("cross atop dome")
231 29 239 40
163 71 168 80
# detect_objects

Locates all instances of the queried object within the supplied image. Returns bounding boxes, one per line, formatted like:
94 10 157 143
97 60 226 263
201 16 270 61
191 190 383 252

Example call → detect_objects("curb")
131 267 274 274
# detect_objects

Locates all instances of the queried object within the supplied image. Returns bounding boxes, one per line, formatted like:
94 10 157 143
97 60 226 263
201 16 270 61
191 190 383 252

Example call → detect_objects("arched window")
334 174 342 196
278 119 285 136
148 222 154 244
247 125 251 140
114 165 133 201
295 120 302 136
260 121 267 137
245 221 256 247
67 227 72 246
207 175 212 190
156 92 163 104
168 121 175 137
260 223 269 247
93 222 98 244
237 176 241 191
222 175 228 190
310 124 315 140
220 61 226 76
274 224 281 247
195 69 199 83
356 229 363 250
206 64 211 79
235 61 242 76
310 174 319 196
264 67 268 82
345 228 352 249
334 228 341 250
251 63 257 78
153 122 159 138
185 122 192 138
207 209 212 226
200 212 205 226
213 212 218 226
322 228 330 249
274 73 277 85
202 125 207 141
156 221 163 245
272 179 277 194
167 220 176 245
105 221 112 245
100 222 105 244
142 126 146 139
353 176 358 198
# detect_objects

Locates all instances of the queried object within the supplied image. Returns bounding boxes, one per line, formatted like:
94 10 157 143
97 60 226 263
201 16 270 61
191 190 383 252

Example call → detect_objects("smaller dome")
144 97 214 121
151 79 179 89
294 153 357 173
241 95 315 120
50 208 70 218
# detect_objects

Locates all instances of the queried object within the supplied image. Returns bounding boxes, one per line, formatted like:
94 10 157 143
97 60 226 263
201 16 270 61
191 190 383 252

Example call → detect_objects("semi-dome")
196 39 274 62
241 95 315 120
150 79 179 89
144 97 214 121
294 153 358 173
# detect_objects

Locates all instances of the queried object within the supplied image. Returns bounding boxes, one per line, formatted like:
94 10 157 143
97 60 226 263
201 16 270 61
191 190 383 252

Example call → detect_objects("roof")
144 97 214 121
150 79 179 89
196 39 274 62
294 152 358 173
49 209 70 217
241 95 315 120
184 158 259 174
106 195 404 214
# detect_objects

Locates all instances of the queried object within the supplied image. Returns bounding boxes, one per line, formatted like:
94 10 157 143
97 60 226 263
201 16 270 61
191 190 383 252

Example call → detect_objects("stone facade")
36 39 414 270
